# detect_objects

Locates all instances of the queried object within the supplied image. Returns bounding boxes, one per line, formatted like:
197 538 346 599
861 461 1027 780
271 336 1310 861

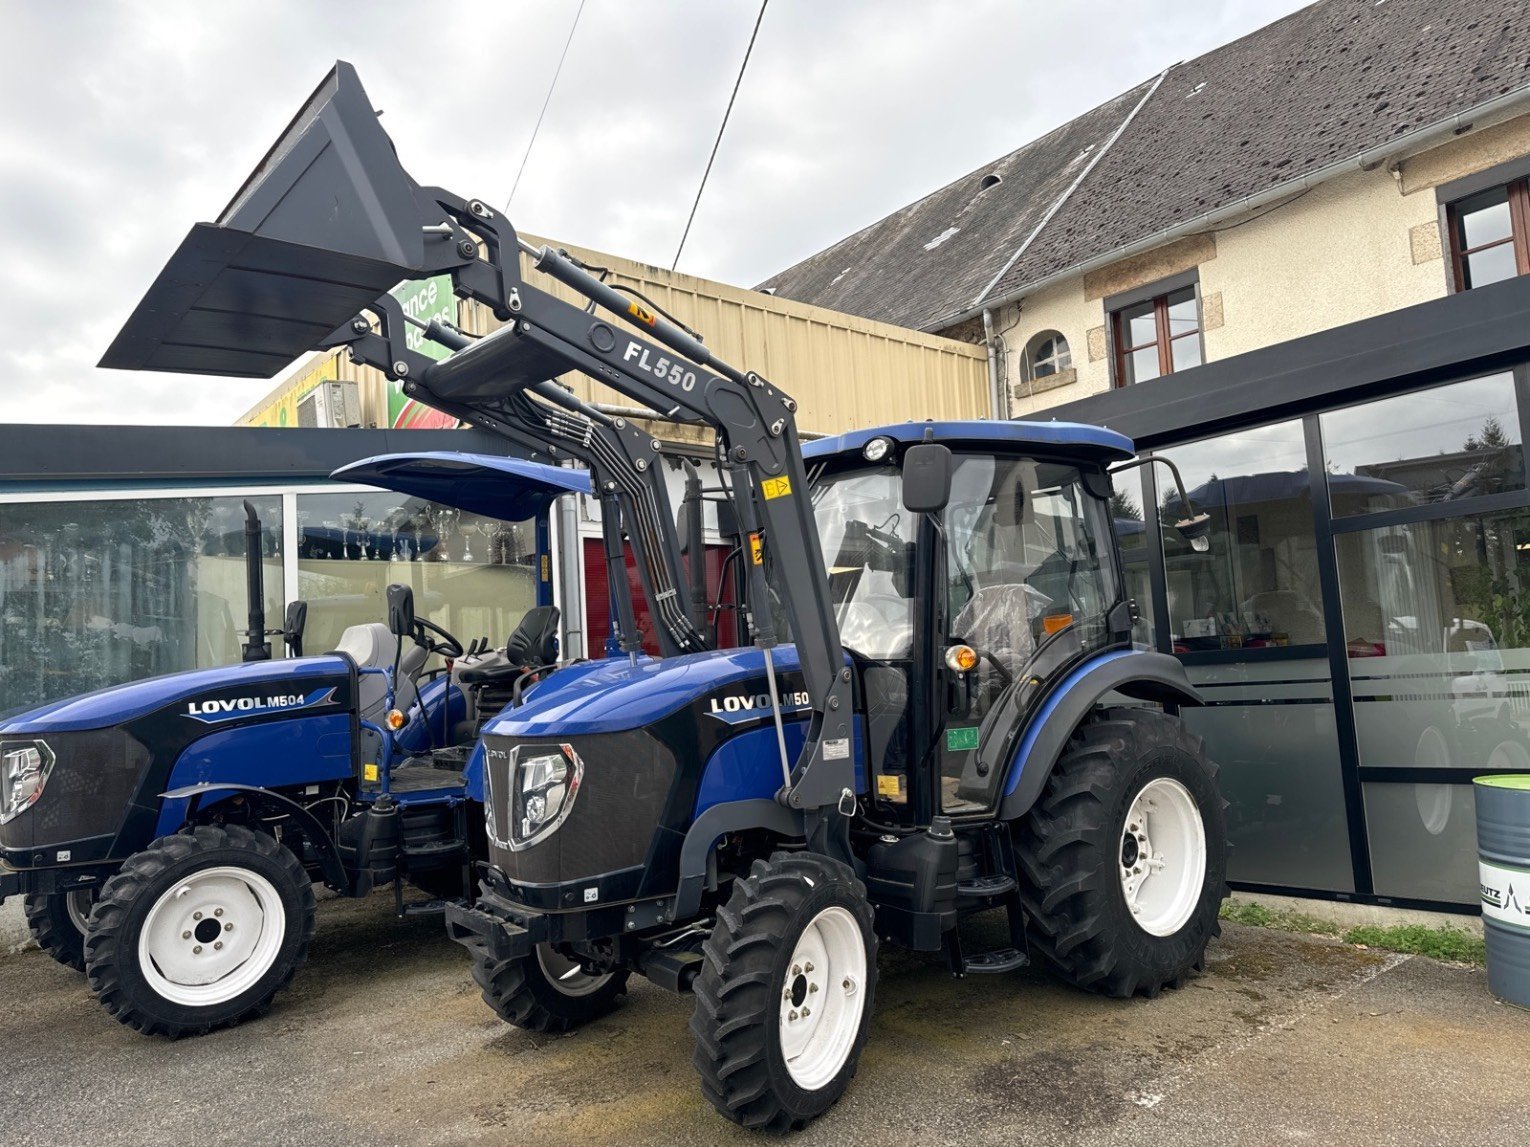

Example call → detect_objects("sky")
0 0 1312 427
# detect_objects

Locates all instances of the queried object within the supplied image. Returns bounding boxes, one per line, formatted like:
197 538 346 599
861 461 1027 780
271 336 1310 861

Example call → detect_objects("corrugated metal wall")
237 236 988 435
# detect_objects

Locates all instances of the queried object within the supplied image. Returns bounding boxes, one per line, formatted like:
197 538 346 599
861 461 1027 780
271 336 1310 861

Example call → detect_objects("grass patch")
1220 898 1485 965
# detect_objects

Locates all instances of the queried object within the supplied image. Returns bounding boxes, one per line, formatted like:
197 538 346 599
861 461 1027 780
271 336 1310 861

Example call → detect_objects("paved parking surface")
1 894 1525 1146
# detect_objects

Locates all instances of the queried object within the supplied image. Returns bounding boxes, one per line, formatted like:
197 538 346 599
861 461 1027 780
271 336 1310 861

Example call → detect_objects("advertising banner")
389 275 460 430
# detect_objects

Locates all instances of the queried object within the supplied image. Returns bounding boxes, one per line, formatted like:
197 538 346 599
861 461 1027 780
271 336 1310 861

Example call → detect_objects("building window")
1111 285 1202 386
1021 330 1071 381
1448 179 1530 291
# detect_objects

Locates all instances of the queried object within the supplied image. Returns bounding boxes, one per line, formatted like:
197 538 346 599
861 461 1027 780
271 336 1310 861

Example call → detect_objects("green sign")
388 275 459 429
946 726 980 752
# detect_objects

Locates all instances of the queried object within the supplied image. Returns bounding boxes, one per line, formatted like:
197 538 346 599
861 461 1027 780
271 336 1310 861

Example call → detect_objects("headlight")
862 436 893 462
508 743 583 850
0 740 54 825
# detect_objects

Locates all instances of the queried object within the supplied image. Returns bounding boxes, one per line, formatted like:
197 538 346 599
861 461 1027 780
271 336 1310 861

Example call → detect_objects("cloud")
0 0 1310 427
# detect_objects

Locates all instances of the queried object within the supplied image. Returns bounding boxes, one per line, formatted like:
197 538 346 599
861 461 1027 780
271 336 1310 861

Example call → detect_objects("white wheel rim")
778 905 867 1091
65 889 93 936
1119 777 1207 938
535 944 614 998
137 866 286 1007
1488 739 1530 772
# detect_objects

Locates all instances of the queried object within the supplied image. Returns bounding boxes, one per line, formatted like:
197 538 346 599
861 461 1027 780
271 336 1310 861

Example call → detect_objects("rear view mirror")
386 584 416 638
284 600 308 658
1174 512 1214 553
902 443 953 514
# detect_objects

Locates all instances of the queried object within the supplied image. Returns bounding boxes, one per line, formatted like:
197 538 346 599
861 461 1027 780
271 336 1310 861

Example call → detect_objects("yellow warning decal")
363 763 379 782
761 475 792 500
627 301 657 327
541 554 551 581
876 774 903 798
748 532 765 566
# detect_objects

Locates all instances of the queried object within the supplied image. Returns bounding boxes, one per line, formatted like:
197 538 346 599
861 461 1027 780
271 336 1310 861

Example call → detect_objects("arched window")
1022 331 1071 381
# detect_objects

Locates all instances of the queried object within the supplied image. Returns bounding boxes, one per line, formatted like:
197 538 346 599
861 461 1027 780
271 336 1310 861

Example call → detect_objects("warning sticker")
761 476 793 500
627 301 657 326
363 763 379 782
877 774 903 798
749 532 765 565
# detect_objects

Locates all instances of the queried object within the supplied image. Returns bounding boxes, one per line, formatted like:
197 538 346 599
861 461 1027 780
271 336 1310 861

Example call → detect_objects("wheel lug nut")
182 931 191 940
214 908 223 917
809 983 819 993
801 1007 811 1018
193 945 203 954
791 965 801 977
224 922 233 931
788 1010 798 1021
804 962 814 973
214 941 223 950
193 911 202 920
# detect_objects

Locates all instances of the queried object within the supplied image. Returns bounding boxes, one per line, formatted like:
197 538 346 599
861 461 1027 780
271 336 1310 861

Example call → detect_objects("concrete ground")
0 895 1525 1147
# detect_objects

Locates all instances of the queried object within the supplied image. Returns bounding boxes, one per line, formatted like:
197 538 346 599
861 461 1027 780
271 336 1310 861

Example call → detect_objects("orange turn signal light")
1042 613 1074 636
386 708 407 730
945 644 979 673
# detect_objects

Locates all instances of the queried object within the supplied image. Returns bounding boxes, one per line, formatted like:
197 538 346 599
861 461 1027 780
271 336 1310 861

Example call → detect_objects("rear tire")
84 825 316 1037
1016 707 1228 998
469 941 628 1033
690 852 878 1132
23 888 97 972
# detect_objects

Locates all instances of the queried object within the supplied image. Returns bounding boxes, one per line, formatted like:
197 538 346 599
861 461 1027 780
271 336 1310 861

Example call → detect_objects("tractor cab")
801 422 1137 823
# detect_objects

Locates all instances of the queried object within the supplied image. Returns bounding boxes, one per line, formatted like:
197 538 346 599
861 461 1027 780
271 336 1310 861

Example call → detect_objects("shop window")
1111 285 1202 387
0 495 283 713
1021 330 1071 381
1447 179 1530 291
1336 506 1530 769
1157 420 1323 651
296 491 537 661
1319 372 1524 516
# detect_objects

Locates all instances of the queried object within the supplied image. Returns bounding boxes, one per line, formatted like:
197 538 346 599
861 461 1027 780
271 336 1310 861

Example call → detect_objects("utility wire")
505 0 587 212
671 0 769 271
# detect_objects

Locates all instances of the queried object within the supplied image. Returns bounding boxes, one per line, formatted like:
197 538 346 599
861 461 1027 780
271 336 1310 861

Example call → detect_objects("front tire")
83 825 316 1037
690 852 879 1132
1016 707 1228 998
23 887 97 972
469 940 628 1033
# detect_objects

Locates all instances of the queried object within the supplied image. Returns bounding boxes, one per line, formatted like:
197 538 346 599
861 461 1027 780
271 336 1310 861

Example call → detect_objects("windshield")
810 468 917 660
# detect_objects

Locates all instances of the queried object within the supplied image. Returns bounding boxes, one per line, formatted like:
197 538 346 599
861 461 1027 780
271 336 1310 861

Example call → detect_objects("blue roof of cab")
802 420 1135 464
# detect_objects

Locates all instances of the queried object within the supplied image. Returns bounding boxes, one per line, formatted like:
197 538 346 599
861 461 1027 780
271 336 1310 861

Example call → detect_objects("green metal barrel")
1474 775 1530 1006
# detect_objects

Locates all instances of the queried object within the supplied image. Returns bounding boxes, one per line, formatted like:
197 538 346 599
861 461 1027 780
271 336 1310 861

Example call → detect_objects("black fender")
670 798 805 920
996 650 1201 823
162 782 353 894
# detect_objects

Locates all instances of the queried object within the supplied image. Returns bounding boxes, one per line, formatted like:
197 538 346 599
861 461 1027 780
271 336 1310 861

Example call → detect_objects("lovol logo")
184 687 338 724
706 689 811 725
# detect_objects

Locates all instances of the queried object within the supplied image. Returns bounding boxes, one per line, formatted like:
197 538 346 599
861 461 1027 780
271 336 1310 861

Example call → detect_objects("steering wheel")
413 617 465 659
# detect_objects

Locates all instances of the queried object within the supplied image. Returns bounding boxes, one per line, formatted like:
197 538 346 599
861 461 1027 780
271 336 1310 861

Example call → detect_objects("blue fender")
996 649 1201 822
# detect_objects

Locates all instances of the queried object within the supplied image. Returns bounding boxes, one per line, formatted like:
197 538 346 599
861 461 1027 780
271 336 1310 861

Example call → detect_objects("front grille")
484 729 676 887
0 729 151 854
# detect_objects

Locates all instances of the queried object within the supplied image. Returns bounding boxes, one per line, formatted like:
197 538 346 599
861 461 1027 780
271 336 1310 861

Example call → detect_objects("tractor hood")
484 646 820 739
0 655 354 735
332 451 591 521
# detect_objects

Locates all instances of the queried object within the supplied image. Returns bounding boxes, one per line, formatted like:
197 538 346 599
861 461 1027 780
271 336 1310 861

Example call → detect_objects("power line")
504 0 587 213
671 0 769 271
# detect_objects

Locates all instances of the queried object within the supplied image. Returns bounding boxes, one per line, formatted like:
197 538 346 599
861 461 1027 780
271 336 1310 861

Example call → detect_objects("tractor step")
961 947 1029 975
956 874 1017 901
397 898 458 918
400 840 467 861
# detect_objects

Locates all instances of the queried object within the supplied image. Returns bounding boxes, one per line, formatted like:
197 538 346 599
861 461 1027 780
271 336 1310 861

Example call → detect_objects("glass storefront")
0 485 546 718
296 491 538 660
0 495 282 714
1141 366 1530 907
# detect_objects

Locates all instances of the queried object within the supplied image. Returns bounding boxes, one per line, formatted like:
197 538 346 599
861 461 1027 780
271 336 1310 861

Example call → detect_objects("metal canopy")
331 451 591 521
99 61 440 378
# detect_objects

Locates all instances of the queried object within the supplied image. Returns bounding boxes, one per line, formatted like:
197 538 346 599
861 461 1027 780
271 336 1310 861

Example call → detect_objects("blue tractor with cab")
99 63 1229 1131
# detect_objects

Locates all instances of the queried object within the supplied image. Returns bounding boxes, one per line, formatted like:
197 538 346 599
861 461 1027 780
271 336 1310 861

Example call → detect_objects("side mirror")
284 600 308 658
1173 512 1214 553
386 583 416 638
902 442 953 514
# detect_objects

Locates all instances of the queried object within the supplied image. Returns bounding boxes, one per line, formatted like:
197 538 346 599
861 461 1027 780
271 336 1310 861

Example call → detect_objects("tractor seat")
504 605 561 669
334 622 428 722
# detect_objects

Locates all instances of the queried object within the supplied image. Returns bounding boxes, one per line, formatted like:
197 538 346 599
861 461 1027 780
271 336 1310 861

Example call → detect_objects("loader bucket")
100 61 440 378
